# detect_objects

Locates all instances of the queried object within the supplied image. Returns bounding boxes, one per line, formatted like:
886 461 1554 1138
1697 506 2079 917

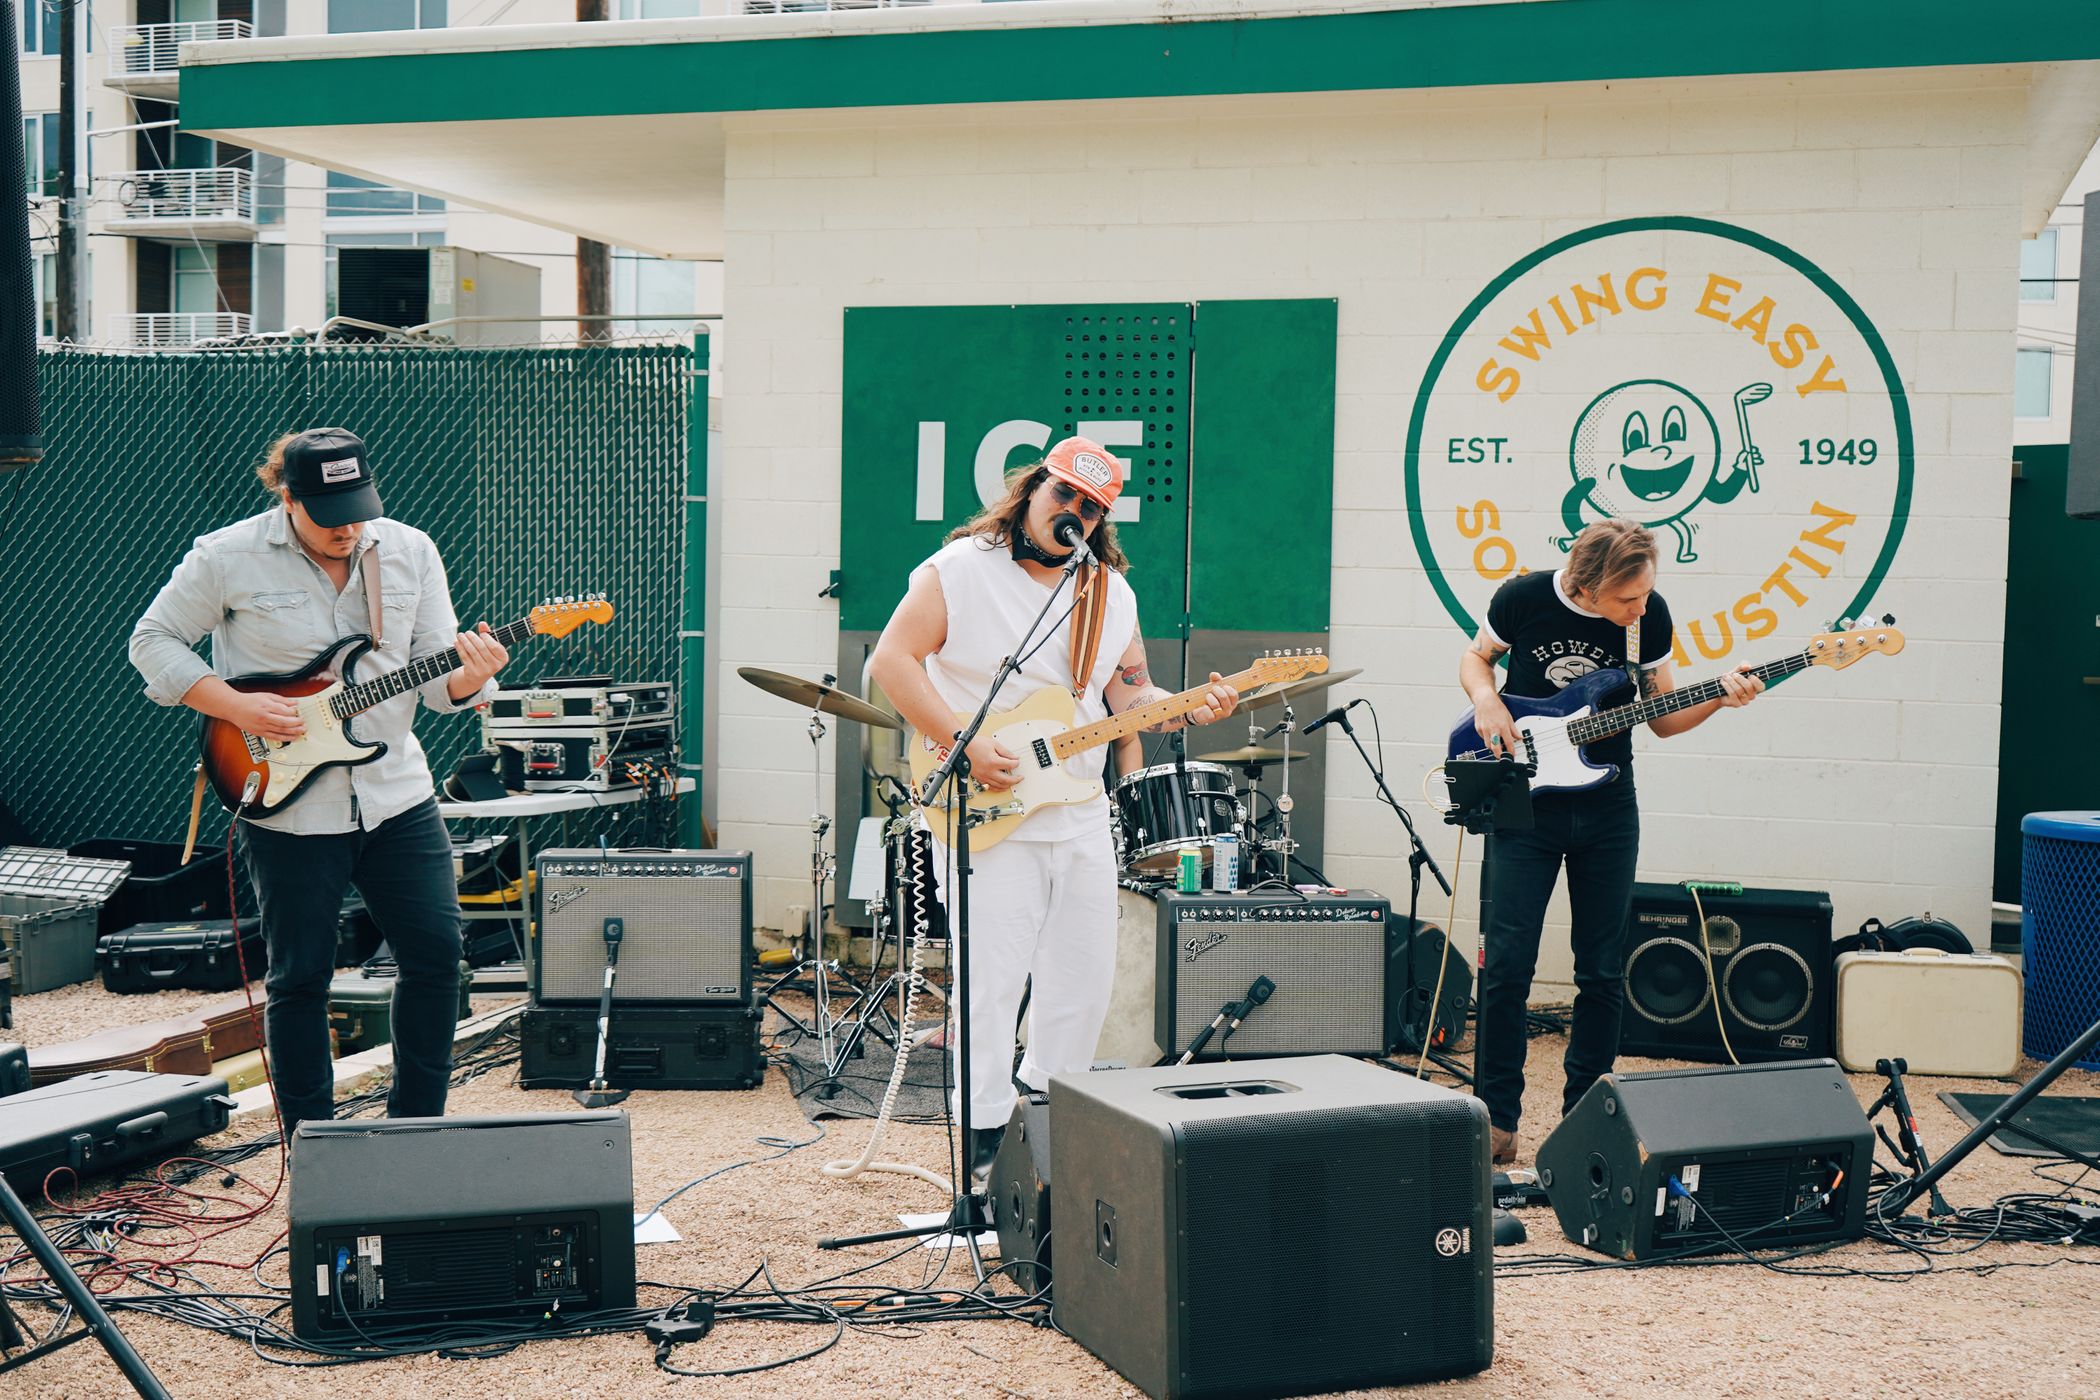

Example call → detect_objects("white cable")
820 818 952 1192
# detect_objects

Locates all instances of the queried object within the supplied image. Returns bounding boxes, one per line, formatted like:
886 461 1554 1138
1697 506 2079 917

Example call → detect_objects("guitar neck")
1052 666 1268 759
332 613 535 717
1566 650 1812 744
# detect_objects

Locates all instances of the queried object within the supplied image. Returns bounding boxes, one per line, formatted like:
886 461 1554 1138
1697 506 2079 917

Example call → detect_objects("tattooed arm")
1104 635 1238 731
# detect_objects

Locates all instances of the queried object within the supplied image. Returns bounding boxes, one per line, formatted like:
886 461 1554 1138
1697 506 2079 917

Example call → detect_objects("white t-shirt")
914 535 1140 842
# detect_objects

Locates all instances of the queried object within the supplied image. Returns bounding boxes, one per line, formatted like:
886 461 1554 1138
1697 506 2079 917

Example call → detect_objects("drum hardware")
736 668 902 1092
1110 756 1242 877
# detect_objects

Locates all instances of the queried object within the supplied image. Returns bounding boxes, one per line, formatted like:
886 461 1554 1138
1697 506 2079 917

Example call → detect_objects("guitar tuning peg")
1836 616 1854 630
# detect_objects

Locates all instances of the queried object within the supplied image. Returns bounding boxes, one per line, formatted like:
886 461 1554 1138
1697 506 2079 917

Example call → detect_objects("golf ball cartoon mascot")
1554 378 1771 562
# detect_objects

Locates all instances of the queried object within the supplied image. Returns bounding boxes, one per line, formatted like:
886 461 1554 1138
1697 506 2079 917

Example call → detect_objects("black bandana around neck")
1010 525 1074 568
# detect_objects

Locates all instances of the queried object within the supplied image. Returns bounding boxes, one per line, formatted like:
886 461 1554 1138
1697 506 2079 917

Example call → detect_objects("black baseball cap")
281 427 384 527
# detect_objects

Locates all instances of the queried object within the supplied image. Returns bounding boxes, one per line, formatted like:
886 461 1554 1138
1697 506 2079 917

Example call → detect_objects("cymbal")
1238 666 1364 713
736 666 902 732
1196 745 1311 767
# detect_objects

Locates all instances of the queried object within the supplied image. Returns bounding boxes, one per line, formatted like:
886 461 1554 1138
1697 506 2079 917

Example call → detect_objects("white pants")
930 827 1119 1128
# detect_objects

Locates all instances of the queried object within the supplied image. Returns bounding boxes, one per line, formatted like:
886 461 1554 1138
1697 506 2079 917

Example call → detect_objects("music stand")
1441 756 1536 835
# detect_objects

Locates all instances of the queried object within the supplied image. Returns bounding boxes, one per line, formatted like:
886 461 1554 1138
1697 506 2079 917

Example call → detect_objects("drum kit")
1113 666 1361 890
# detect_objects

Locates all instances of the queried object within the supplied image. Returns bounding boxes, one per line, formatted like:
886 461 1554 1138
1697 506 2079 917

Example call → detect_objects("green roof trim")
183 0 2100 132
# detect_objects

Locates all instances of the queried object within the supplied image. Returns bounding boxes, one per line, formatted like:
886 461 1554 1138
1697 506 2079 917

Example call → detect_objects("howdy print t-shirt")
1482 569 1674 774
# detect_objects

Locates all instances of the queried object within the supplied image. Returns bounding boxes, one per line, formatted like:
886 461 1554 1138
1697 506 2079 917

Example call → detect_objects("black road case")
0 1041 28 1097
0 1070 235 1191
98 918 266 994
329 962 474 1055
519 1003 765 1091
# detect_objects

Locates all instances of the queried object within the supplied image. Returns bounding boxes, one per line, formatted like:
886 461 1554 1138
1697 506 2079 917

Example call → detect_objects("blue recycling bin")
2020 811 2100 1070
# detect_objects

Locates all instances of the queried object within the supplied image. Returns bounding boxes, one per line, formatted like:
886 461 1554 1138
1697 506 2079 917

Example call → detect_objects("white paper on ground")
633 1211 683 1244
898 1210 998 1254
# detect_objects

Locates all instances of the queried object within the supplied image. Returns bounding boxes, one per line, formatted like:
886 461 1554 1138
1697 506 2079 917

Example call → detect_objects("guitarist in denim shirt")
1458 519 1761 1165
129 428 509 1134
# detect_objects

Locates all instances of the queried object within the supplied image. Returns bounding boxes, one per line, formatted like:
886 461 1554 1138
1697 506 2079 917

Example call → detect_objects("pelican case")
328 962 474 1054
0 1070 235 1191
98 918 266 994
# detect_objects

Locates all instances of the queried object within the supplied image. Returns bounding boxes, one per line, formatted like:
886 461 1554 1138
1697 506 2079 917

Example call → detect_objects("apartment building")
2014 139 2097 444
20 0 732 345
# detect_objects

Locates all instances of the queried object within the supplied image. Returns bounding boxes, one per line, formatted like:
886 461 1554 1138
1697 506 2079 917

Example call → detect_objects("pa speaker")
1536 1060 1871 1261
288 1112 636 1341
1391 917 1470 1054
1051 1055 1492 1399
1619 883 1833 1063
987 1092 1052 1295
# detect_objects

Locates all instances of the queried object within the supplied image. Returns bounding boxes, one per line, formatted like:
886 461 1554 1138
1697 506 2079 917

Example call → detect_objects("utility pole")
576 0 611 344
54 0 86 341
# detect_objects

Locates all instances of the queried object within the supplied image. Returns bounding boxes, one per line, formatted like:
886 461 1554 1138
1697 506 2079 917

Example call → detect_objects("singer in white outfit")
869 436 1239 1175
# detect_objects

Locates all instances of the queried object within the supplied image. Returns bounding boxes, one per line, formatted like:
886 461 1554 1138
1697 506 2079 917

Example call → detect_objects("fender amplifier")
1619 883 1834 1063
533 850 751 1006
1051 1055 1493 1398
1536 1060 1872 1261
1153 891 1390 1060
289 1112 636 1342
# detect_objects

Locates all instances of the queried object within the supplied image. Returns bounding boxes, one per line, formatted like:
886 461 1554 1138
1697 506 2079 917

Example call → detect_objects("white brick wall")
714 74 2029 989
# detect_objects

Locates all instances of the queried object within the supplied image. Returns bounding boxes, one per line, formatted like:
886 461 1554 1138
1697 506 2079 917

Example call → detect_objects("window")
618 0 702 16
612 249 697 336
18 0 58 55
22 114 59 197
2020 229 2059 303
324 230 447 318
173 246 219 316
327 0 447 33
2015 347 2053 420
325 170 445 217
35 254 56 338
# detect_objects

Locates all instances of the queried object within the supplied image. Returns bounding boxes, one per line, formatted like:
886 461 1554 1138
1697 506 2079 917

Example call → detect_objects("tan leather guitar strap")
1069 562 1111 697
1626 618 1647 700
360 545 384 647
180 763 208 866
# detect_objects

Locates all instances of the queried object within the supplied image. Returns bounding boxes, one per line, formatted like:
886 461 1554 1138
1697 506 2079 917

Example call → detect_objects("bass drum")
1016 884 1163 1070
1112 761 1240 875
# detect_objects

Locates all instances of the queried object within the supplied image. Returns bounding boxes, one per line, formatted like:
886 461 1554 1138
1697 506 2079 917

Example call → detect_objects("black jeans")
1476 776 1640 1135
242 799 461 1134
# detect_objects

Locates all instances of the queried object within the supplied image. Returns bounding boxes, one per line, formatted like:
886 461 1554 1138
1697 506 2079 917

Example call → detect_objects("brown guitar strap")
1626 618 1647 700
1069 562 1111 697
180 763 208 865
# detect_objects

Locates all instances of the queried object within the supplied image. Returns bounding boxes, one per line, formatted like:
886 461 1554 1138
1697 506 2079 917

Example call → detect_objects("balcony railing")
111 312 254 349
105 20 250 92
100 168 256 237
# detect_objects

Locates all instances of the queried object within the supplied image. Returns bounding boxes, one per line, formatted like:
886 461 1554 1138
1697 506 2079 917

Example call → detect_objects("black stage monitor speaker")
1154 891 1390 1060
1536 1060 1872 1261
1051 1055 1492 1400
1619 882 1833 1063
288 1112 637 1342
988 1092 1052 1295
534 849 751 1006
1391 917 1470 1054
2 0 43 472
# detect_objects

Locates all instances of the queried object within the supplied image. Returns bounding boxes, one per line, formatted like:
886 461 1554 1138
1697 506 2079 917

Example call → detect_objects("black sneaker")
969 1125 1005 1179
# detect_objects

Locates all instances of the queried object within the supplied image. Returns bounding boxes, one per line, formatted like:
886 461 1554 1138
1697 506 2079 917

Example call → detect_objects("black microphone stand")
1327 708 1454 1054
0 1176 170 1398
820 527 1092 1276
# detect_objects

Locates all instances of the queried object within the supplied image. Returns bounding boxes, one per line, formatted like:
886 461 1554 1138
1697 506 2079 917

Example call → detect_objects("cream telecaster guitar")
909 651 1328 850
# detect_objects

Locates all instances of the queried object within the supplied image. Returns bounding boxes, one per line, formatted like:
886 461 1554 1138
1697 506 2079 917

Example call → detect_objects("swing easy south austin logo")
1406 219 1911 665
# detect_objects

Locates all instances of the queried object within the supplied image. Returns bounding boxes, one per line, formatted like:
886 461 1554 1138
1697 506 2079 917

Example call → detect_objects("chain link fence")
0 338 699 856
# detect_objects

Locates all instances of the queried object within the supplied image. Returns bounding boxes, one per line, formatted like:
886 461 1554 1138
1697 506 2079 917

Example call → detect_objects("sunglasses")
1048 480 1105 523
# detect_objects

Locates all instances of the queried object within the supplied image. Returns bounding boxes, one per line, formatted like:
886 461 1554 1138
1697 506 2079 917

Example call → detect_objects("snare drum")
1112 761 1240 875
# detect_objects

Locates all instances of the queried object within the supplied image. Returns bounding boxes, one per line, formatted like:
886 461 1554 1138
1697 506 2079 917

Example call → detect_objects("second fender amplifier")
1153 891 1390 1060
534 850 751 1006
1051 1055 1492 1398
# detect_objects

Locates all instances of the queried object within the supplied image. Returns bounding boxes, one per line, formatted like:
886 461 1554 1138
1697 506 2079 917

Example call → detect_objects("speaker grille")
538 869 748 1003
1624 936 1713 1026
1165 918 1386 1056
1722 943 1813 1031
1179 1104 1488 1393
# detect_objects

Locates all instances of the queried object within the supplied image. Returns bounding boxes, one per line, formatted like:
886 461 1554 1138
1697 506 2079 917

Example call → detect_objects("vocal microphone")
1302 697 1364 736
1050 511 1093 560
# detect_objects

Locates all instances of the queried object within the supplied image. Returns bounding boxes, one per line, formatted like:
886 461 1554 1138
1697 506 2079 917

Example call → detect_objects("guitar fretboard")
328 615 535 719
1052 665 1285 758
1565 651 1811 744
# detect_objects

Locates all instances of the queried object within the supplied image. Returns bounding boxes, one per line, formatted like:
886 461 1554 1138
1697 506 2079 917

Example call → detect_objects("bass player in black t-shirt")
1458 519 1763 1165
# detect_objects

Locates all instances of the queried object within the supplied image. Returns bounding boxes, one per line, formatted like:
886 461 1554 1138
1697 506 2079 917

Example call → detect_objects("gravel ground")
7 989 2098 1400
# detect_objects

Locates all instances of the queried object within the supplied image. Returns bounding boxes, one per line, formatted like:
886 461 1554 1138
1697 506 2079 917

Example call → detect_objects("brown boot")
1490 1126 1517 1165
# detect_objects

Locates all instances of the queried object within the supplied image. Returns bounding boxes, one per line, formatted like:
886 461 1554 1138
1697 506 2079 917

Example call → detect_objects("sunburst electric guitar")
199 596 614 815
1445 620 1905 794
909 651 1329 850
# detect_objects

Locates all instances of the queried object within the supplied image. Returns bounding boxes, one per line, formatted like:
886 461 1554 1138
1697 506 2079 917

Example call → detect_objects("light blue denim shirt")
129 506 494 835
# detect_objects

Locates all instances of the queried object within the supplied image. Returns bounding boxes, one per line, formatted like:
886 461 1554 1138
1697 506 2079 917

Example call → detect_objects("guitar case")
0 1070 235 1193
24 996 258 1088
